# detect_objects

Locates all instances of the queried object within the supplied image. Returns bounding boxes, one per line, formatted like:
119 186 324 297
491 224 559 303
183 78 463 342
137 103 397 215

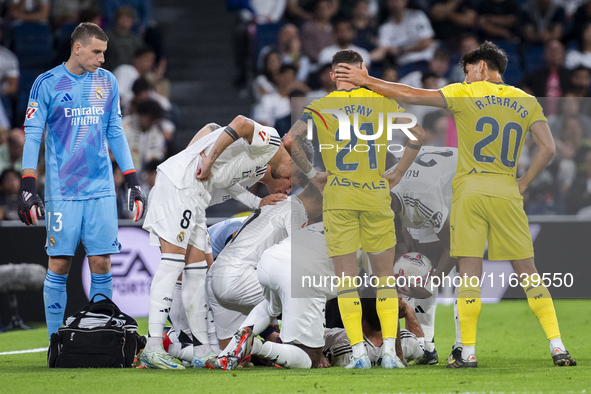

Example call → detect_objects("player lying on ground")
289 49 426 370
141 116 291 369
335 41 576 368
386 146 458 365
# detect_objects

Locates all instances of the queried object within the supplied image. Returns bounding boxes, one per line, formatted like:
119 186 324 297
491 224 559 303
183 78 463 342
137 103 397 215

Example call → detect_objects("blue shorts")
44 197 121 256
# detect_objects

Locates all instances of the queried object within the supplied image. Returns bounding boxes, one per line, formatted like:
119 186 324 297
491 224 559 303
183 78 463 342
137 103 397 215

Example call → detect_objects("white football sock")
413 291 438 347
417 337 426 352
182 260 212 357
241 299 274 336
147 253 185 351
167 343 194 362
252 337 263 354
206 305 221 354
453 288 462 348
352 342 367 358
461 345 475 360
255 341 312 369
383 337 396 355
169 281 192 336
549 337 565 352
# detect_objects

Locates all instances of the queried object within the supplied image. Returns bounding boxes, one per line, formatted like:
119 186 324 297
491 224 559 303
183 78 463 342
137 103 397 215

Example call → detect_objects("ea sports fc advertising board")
0 219 590 322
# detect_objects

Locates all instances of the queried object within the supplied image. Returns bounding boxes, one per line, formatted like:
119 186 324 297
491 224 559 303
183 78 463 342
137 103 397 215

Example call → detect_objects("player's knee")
88 255 111 274
230 115 249 130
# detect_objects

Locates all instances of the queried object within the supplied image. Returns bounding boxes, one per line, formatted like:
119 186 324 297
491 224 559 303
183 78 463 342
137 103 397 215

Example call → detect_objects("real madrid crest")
177 231 185 242
49 235 56 246
95 87 103 99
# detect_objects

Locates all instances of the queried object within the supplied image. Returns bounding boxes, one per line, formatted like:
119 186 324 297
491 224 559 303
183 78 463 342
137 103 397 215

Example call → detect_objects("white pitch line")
0 347 47 355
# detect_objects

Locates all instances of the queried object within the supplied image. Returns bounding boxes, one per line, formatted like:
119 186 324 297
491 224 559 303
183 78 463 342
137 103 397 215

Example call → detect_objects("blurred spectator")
406 72 445 124
569 1 591 43
570 66 591 97
142 159 160 199
521 40 571 102
275 89 306 137
258 25 311 84
566 23 591 69
50 0 99 28
0 168 20 220
429 0 476 48
8 0 49 23
123 99 169 173
449 33 479 82
301 0 340 64
421 110 448 147
351 0 378 52
114 46 156 112
399 48 449 88
566 150 591 215
103 0 151 33
0 27 19 129
476 0 519 41
103 7 145 71
521 0 566 44
548 93 591 140
318 19 371 68
254 50 282 101
381 66 399 82
377 0 435 76
0 128 23 174
249 0 287 24
131 77 171 117
254 64 309 126
307 63 336 97
286 0 314 23
0 127 7 145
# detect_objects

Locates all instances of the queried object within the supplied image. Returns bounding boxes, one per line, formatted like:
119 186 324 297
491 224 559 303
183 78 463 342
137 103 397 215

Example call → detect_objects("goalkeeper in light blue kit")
19 23 146 339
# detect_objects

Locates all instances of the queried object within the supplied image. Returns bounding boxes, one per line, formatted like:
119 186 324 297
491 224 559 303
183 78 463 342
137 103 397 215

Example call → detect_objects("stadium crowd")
1 0 591 219
0 0 170 220
232 0 591 216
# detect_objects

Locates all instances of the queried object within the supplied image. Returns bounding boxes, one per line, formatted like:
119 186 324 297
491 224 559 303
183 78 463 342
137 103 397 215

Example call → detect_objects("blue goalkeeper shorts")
44 196 121 256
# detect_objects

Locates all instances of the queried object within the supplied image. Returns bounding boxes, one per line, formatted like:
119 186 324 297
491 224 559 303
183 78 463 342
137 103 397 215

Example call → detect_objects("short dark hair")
0 168 20 185
136 99 164 120
288 89 306 98
331 49 363 68
144 159 161 173
459 41 508 75
572 65 591 75
134 46 155 59
132 77 153 95
279 64 297 74
421 71 438 84
115 6 135 20
71 22 108 49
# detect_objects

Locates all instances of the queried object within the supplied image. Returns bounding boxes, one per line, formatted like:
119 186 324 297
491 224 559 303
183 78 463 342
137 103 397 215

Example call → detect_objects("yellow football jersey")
438 81 547 200
303 88 405 211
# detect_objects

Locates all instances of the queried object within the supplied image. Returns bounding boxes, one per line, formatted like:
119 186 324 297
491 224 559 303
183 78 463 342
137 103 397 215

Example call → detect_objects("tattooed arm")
187 122 221 148
196 115 255 181
288 119 330 192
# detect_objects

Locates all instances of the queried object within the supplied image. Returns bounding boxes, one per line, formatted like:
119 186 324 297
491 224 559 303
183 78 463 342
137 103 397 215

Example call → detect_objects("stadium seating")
492 40 523 86
12 23 53 70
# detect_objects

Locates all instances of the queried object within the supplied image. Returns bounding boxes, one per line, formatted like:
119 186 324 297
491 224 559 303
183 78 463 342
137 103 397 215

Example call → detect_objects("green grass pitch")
0 300 589 394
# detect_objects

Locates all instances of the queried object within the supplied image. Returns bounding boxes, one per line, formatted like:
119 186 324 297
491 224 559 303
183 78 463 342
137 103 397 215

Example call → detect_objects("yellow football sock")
522 275 561 340
337 277 363 346
457 276 481 347
376 276 398 339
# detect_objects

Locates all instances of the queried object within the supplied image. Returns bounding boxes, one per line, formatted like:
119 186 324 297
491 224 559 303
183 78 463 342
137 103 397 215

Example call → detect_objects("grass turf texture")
0 300 588 394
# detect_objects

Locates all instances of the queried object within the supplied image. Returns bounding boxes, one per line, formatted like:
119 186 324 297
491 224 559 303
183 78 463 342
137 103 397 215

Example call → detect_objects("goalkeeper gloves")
18 175 45 226
124 170 146 222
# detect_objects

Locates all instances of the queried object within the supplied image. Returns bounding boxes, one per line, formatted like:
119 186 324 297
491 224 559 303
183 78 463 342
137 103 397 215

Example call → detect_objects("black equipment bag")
48 294 145 368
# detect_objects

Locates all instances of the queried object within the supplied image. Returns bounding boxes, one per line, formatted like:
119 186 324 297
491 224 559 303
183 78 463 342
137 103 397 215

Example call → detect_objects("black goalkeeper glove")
18 175 45 226
124 170 146 222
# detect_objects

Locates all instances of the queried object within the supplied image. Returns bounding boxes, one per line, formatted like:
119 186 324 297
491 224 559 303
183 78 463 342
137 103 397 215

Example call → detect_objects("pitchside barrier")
0 216 590 323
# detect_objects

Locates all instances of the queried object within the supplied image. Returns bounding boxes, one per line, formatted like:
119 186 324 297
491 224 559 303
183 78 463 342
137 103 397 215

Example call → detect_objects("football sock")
43 270 68 339
376 276 399 343
147 253 185 351
453 288 463 348
413 290 437 348
255 340 312 369
383 337 397 355
461 345 475 360
241 299 274 335
521 275 561 342
337 277 363 346
89 272 112 301
457 276 481 348
351 342 366 358
549 337 566 352
417 337 426 352
182 260 213 357
207 303 221 354
169 280 191 337
167 342 194 362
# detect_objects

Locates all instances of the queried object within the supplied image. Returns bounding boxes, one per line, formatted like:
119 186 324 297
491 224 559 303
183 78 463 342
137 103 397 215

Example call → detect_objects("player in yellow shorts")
288 49 426 369
334 41 576 368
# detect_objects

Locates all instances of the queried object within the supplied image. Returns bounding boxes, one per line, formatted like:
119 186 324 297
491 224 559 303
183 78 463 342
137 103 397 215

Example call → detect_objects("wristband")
123 169 140 187
305 168 318 179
